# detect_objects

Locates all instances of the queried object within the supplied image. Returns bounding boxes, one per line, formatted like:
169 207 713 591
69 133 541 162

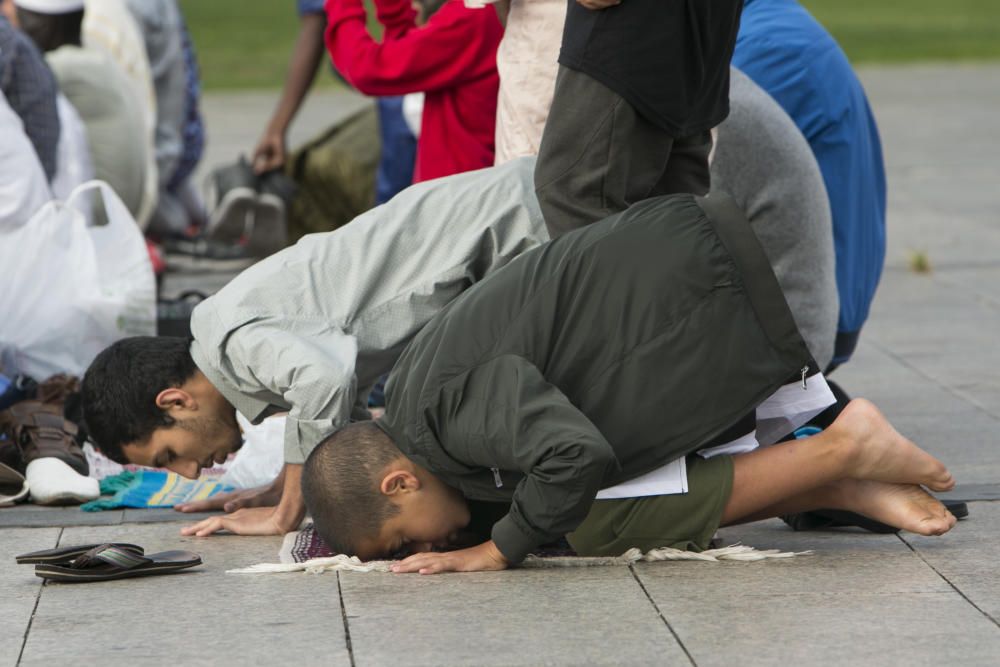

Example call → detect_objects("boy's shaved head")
302 422 402 555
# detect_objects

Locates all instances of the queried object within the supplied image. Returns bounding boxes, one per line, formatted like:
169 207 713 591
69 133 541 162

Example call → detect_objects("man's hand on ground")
180 506 297 537
390 540 509 575
174 483 281 514
180 465 304 537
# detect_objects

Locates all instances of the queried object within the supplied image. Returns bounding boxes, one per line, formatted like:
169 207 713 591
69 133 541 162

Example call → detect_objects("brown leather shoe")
0 401 89 476
36 374 81 406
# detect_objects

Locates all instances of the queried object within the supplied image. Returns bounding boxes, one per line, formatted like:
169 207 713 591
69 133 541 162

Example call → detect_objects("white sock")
26 458 99 505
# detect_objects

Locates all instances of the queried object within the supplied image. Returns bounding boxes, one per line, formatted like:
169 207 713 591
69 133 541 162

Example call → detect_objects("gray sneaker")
205 158 289 259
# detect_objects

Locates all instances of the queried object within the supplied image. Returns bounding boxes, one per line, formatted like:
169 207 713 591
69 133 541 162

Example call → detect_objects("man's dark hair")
81 336 198 464
15 7 84 53
302 422 402 556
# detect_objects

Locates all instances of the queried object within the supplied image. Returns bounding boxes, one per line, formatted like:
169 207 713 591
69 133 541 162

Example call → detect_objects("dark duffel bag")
156 291 207 338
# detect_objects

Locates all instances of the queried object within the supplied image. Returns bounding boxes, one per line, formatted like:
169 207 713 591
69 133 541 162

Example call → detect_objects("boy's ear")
379 469 420 497
154 387 196 414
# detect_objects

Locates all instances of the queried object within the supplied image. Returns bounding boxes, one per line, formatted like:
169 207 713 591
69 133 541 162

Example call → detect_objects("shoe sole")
163 252 257 274
245 194 288 259
207 187 257 243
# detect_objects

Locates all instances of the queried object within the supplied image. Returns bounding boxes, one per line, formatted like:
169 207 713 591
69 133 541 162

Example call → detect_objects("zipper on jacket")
801 365 809 390
491 467 503 488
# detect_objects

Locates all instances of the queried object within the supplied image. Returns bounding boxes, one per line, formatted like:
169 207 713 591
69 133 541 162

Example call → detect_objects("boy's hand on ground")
174 484 281 514
179 506 297 537
390 540 508 575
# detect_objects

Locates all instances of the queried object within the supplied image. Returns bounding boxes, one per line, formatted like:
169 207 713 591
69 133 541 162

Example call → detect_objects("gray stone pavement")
3 64 1000 666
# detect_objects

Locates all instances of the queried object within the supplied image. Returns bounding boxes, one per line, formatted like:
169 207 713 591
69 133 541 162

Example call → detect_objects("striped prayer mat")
80 470 234 511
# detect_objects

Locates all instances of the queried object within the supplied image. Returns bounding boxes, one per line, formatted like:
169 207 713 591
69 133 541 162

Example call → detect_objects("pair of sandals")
16 543 201 583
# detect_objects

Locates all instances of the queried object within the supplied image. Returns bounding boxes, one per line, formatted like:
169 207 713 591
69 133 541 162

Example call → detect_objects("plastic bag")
0 181 156 379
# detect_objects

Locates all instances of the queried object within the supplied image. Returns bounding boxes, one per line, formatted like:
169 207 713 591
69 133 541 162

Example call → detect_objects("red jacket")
325 0 502 183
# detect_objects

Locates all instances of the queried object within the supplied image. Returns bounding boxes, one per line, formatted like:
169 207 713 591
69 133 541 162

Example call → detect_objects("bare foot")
831 399 955 491
835 478 957 536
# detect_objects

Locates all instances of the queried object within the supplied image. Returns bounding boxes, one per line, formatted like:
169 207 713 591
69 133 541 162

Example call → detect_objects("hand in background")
252 129 288 174
174 482 282 514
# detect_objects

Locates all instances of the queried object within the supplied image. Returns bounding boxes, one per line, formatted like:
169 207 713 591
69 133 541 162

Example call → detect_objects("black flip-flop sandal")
33 544 201 583
16 543 145 565
783 500 970 534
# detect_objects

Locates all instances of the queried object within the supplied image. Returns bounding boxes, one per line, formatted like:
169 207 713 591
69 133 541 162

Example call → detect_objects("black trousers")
535 66 713 239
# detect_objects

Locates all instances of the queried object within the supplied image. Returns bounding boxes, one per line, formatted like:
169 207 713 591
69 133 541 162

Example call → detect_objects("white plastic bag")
0 88 51 229
0 180 156 379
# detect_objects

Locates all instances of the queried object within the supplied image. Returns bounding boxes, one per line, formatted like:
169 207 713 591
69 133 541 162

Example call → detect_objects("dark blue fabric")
374 96 417 205
167 19 205 192
297 0 325 16
732 0 887 364
0 17 60 181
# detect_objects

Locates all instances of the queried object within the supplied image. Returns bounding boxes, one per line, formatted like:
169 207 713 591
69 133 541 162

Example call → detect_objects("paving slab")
903 502 1000 623
0 528 60 666
17 523 349 667
833 342 1000 485
121 508 220 524
638 520 951 599
194 88 370 189
0 506 222 529
938 484 1000 503
637 520 1000 666
657 590 999 666
0 506 124 528
339 567 690 667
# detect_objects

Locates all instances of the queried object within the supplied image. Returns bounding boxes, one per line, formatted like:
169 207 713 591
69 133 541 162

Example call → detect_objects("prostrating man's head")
81 336 242 479
302 422 471 560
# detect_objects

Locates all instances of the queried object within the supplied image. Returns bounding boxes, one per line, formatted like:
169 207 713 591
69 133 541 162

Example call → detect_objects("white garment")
595 373 836 499
50 94 95 201
0 89 51 229
46 45 153 228
464 0 565 164
82 0 159 229
402 92 424 139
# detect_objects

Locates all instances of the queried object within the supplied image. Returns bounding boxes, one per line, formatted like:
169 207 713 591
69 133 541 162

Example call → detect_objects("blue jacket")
732 0 887 365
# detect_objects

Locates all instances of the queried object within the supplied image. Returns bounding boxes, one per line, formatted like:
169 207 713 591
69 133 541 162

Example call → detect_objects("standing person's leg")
373 96 417 206
568 399 956 557
654 131 713 197
534 66 675 238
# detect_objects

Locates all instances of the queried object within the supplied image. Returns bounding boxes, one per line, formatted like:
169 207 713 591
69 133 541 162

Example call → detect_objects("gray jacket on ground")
711 68 838 369
377 194 816 564
190 158 547 464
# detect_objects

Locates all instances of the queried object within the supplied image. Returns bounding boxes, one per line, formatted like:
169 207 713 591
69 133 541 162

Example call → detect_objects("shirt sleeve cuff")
491 514 540 565
284 418 335 465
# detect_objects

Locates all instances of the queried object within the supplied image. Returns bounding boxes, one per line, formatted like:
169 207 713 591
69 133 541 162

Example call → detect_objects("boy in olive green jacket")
303 193 956 573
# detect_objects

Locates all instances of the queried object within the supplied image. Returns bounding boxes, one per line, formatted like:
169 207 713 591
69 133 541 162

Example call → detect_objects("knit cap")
13 0 85 14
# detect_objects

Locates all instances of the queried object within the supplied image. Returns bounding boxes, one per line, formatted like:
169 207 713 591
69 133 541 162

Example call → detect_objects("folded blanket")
80 470 234 511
